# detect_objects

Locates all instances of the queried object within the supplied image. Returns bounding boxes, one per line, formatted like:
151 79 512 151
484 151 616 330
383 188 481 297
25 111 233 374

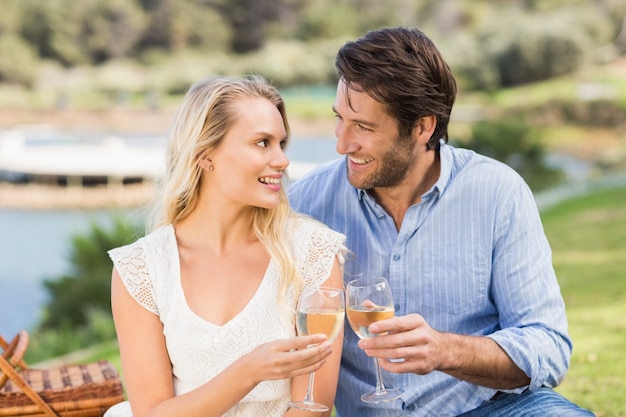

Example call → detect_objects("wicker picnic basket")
1 331 125 417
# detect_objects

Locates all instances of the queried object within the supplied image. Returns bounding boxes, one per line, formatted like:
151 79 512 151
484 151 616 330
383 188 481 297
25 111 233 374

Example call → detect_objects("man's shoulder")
448 145 525 185
288 157 349 215
289 158 346 193
443 145 533 210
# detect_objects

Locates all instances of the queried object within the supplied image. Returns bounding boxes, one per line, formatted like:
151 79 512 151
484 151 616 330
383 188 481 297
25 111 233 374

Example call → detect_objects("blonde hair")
148 75 302 300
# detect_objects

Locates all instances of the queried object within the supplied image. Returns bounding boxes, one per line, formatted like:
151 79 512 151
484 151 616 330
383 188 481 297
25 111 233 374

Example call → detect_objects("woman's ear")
413 115 437 144
199 155 214 171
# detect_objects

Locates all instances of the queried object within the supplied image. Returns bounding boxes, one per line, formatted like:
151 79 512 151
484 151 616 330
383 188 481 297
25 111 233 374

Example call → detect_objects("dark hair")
335 27 457 150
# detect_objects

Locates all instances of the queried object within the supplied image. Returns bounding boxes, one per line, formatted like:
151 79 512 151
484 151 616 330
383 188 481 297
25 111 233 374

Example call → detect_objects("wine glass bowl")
295 288 344 345
289 286 345 412
346 277 402 403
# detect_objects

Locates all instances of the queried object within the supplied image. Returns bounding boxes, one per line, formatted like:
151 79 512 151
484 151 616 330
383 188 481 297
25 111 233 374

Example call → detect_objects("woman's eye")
256 139 269 148
280 140 288 150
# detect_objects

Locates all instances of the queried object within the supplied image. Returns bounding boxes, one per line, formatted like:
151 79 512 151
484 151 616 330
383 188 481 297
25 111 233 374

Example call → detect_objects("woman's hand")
242 335 333 385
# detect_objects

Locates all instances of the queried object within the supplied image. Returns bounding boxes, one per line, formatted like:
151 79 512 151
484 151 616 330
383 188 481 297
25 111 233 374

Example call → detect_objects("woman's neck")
174 198 258 255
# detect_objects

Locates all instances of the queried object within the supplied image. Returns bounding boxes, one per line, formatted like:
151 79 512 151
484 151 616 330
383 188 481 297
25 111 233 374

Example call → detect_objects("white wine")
296 309 344 342
346 306 394 339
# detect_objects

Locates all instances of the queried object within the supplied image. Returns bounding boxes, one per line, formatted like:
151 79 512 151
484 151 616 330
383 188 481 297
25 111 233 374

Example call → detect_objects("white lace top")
108 216 345 417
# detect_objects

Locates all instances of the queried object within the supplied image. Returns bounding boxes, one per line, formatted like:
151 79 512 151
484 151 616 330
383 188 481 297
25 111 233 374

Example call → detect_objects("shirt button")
394 303 400 312
393 254 401 261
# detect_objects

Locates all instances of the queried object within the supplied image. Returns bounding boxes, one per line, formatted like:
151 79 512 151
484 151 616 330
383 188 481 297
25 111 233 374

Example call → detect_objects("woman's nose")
272 147 289 170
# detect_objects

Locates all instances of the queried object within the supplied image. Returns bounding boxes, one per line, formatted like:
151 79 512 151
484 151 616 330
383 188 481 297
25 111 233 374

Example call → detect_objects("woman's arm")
285 257 344 417
112 268 333 417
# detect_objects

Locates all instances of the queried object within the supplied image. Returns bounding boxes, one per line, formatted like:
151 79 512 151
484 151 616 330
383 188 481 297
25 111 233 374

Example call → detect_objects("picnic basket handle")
0 331 59 417
0 330 29 370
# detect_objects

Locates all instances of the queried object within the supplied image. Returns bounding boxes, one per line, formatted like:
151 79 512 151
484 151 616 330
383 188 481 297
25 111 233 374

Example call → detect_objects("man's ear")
414 115 437 144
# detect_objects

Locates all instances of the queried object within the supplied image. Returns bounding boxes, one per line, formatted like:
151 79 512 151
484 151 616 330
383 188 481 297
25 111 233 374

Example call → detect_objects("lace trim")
296 219 346 287
109 243 159 315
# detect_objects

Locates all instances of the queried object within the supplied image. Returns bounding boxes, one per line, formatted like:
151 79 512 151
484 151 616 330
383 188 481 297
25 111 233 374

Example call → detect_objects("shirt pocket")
410 243 490 320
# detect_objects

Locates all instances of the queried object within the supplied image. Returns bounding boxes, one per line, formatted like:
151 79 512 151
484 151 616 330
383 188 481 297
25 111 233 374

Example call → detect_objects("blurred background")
0 0 625 415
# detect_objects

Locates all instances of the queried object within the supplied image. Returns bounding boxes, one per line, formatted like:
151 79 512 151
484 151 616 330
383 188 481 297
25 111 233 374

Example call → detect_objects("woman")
106 75 345 417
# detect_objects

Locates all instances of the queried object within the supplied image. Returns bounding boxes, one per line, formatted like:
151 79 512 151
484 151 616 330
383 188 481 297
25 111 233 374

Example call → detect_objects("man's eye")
357 124 372 132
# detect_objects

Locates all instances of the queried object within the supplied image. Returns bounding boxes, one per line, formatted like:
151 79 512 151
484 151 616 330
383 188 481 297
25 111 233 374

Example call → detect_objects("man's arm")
358 314 530 390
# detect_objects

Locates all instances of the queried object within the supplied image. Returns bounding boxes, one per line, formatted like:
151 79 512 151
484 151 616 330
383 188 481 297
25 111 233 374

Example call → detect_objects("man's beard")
347 133 416 190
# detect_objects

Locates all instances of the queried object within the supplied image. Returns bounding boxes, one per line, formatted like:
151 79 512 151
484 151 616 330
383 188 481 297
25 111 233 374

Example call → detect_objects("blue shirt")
287 143 572 417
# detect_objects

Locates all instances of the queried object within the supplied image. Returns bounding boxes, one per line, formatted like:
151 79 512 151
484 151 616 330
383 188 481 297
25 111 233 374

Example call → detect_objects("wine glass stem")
302 371 317 403
374 357 387 393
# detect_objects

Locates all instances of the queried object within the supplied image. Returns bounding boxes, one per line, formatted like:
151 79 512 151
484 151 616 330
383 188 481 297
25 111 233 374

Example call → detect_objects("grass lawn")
543 185 626 417
59 185 626 416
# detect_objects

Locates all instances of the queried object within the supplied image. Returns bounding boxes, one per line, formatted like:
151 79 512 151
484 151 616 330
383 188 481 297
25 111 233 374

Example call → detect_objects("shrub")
445 8 606 90
25 309 118 363
0 34 38 86
38 216 141 330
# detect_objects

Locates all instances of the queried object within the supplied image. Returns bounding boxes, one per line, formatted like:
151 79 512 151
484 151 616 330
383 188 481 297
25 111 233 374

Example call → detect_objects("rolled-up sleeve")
488 179 572 389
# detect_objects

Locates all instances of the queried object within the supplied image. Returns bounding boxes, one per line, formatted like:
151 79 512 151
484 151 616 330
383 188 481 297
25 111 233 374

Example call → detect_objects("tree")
209 0 283 53
39 217 141 330
20 0 146 66
82 0 147 63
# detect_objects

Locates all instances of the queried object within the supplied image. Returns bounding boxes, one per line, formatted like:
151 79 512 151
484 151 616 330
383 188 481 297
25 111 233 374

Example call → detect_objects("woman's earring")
201 156 214 171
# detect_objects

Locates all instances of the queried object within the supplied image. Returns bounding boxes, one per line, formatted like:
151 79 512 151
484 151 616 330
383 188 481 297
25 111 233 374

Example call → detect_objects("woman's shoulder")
107 225 174 316
108 224 174 259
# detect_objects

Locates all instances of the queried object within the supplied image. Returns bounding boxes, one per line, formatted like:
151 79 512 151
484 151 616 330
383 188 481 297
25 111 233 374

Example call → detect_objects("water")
0 137 339 338
0 208 130 336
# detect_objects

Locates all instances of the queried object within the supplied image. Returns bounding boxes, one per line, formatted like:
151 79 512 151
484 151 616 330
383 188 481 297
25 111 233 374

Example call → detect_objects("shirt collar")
431 139 452 198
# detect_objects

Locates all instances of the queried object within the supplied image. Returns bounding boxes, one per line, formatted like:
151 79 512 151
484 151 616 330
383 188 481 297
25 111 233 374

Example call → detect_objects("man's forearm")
438 333 530 390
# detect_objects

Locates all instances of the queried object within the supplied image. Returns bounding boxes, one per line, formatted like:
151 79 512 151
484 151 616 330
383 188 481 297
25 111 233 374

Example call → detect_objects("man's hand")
357 314 530 389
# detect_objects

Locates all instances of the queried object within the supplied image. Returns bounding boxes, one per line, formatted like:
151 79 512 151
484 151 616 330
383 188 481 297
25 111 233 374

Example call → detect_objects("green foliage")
81 0 147 63
282 85 337 120
290 1 360 40
139 0 229 52
0 34 38 86
25 309 118 363
29 0 146 66
516 98 626 128
464 120 565 192
0 0 22 33
38 217 141 330
212 0 282 53
1 0 624 90
447 12 592 90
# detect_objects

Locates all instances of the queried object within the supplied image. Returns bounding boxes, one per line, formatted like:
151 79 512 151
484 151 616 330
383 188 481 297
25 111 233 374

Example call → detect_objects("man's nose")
335 122 357 155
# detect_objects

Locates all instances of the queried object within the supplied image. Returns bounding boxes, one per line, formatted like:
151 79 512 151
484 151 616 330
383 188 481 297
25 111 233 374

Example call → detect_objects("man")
288 27 594 416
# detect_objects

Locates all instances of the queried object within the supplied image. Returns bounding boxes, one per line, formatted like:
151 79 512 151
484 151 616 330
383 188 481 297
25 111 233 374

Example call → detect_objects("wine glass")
289 286 345 412
346 277 402 403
